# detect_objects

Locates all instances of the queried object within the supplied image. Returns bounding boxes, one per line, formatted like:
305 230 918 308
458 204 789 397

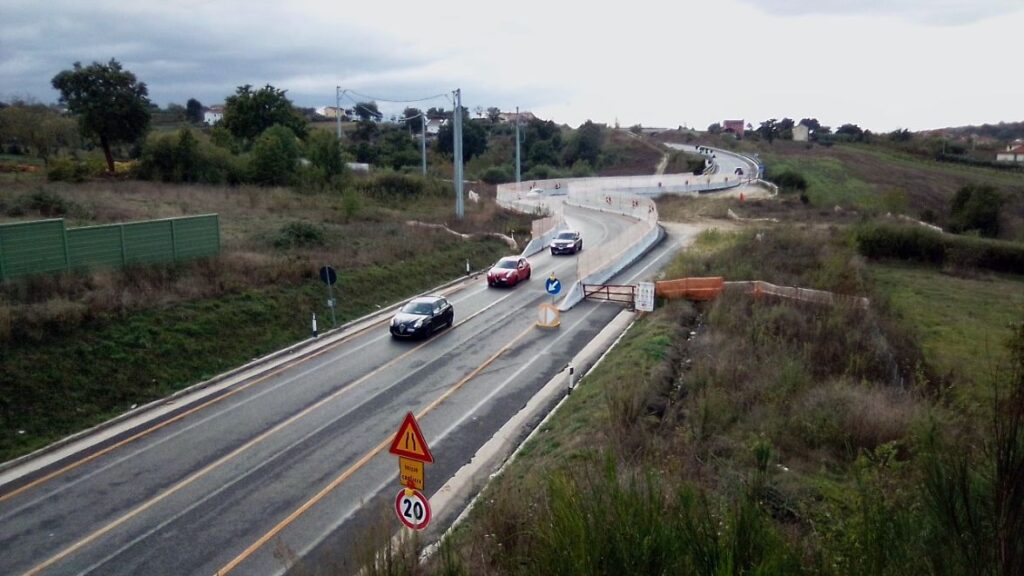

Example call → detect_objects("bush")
770 169 808 193
949 184 1002 238
856 223 1024 274
480 165 512 184
136 129 247 185
273 221 325 249
19 190 71 217
354 173 444 201
856 224 946 265
47 157 104 182
250 124 300 186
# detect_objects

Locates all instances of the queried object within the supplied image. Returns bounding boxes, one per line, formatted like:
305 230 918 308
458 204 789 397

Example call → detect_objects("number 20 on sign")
395 488 431 531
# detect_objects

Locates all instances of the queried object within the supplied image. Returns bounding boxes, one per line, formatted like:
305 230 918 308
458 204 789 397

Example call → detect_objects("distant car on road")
389 295 453 339
550 230 583 255
487 256 531 287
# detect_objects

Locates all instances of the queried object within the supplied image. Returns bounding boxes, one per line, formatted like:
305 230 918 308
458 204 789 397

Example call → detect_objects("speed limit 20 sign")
395 488 431 531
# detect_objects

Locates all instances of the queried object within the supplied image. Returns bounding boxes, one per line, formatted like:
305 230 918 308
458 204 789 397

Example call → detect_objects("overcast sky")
2 0 1022 132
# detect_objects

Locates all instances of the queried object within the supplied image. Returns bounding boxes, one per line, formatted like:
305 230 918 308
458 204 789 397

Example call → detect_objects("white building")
203 105 224 125
792 123 810 142
995 144 1024 163
425 118 447 136
315 106 347 119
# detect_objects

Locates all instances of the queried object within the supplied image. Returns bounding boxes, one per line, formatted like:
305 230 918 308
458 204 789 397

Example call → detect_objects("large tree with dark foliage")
186 98 203 123
51 59 151 172
221 84 307 145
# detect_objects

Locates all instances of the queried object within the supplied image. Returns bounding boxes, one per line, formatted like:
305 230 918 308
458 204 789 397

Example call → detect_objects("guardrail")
558 190 662 310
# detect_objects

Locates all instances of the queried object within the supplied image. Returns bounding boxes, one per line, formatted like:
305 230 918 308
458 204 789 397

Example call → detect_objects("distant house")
792 124 810 142
203 105 224 126
996 144 1024 163
425 118 447 137
497 111 537 124
722 119 745 138
315 106 348 120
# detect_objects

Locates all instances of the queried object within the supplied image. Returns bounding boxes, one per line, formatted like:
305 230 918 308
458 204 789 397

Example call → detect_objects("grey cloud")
736 0 1024 24
0 2 435 108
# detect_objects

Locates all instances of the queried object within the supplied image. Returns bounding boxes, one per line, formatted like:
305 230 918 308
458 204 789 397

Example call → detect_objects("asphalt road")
0 203 693 576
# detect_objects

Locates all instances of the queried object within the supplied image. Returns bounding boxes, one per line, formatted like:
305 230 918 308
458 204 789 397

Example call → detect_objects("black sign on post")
319 266 338 286
319 266 338 327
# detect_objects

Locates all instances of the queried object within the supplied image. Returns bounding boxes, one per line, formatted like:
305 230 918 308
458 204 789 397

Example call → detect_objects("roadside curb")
419 308 637 556
0 268 492 483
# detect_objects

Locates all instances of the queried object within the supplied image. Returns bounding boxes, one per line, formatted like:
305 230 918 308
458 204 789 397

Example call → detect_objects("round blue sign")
545 276 561 296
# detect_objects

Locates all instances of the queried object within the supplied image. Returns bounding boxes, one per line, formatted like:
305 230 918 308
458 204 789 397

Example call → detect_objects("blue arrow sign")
545 276 561 296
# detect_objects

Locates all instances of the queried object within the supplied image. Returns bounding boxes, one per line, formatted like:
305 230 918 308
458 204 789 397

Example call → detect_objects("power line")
342 88 451 105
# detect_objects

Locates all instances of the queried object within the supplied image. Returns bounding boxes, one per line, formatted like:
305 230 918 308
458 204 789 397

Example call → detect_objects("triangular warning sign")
388 412 434 463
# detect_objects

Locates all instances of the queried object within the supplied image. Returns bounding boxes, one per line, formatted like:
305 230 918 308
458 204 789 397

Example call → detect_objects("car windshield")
496 259 517 269
556 232 576 240
401 301 435 315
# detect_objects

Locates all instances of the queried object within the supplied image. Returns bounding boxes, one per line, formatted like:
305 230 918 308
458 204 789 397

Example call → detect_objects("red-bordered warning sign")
395 488 431 530
388 412 434 463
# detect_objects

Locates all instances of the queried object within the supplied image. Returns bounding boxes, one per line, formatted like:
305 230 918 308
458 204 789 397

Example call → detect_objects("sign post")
319 265 338 327
389 412 434 530
538 273 562 328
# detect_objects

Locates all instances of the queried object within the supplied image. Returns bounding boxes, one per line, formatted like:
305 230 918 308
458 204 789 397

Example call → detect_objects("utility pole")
453 88 464 219
515 106 521 184
335 86 342 140
420 112 427 176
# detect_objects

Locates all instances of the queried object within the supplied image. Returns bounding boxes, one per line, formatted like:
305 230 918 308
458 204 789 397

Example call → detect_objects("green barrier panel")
67 225 123 270
0 219 67 279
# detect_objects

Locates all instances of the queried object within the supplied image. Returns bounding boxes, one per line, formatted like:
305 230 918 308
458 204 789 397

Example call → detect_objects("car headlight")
414 318 425 328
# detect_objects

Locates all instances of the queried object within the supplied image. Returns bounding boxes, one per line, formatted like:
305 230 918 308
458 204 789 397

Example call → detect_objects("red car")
487 256 531 287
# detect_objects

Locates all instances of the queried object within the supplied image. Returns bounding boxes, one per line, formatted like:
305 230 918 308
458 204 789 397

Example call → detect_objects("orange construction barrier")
655 277 725 301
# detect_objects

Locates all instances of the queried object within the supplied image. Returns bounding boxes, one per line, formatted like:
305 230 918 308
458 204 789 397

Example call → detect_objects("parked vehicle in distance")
550 230 583 255
389 295 454 339
487 256 531 287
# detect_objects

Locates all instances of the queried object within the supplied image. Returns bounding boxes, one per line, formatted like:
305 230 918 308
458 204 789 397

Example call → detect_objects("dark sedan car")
550 230 583 255
389 295 454 339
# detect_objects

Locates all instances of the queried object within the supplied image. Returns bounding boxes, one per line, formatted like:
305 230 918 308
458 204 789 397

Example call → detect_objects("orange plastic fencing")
655 277 725 301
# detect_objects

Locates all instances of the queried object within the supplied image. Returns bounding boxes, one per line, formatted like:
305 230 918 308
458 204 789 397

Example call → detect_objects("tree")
757 119 779 144
51 59 151 172
306 129 347 181
563 120 602 167
250 125 300 186
354 101 381 122
707 123 723 135
402 107 424 134
949 184 1003 237
487 107 502 123
778 118 795 140
186 98 203 123
0 104 79 164
221 84 307 145
835 123 865 141
436 113 487 159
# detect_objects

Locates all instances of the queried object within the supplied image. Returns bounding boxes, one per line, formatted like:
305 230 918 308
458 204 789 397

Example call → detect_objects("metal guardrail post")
61 219 70 272
170 219 178 261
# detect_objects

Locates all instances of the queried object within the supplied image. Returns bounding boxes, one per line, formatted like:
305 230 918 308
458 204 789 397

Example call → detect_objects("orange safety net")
655 277 725 301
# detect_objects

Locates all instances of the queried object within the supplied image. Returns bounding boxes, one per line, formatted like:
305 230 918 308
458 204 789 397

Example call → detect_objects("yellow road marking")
21 327 448 576
21 284 517 576
214 323 536 575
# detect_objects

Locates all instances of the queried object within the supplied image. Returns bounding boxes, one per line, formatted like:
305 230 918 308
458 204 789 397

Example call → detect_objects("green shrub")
250 124 300 186
20 189 71 217
480 165 511 184
949 184 1002 238
47 157 103 182
354 173 444 201
856 224 945 265
137 129 247 185
273 221 325 249
856 223 1024 274
770 169 808 193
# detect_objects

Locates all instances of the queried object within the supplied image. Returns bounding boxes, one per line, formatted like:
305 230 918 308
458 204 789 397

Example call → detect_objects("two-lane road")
0 203 688 575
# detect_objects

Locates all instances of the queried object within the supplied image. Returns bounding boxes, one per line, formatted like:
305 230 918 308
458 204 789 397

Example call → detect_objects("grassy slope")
870 264 1024 391
761 142 1024 240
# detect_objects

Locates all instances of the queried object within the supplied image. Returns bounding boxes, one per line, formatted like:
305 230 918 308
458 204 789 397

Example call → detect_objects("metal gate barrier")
582 284 637 309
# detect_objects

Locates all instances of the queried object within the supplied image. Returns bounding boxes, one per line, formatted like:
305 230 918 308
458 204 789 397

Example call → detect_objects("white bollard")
312 312 318 339
567 364 576 394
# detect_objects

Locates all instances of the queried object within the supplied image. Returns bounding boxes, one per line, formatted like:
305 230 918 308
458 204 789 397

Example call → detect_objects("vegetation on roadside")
355 225 1024 576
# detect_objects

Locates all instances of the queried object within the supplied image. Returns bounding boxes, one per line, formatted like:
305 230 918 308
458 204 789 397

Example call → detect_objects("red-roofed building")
722 119 745 138
996 144 1024 163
